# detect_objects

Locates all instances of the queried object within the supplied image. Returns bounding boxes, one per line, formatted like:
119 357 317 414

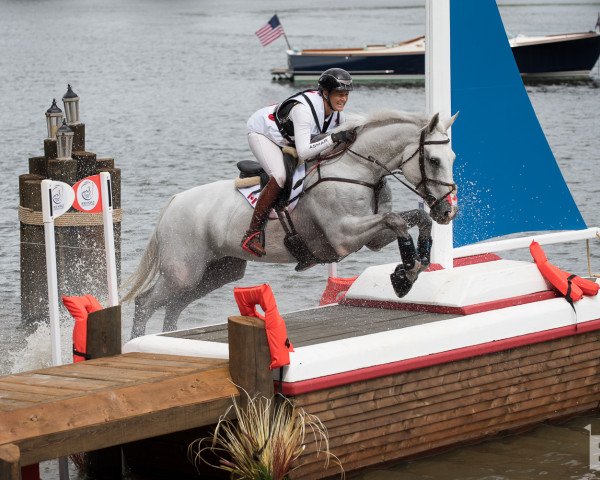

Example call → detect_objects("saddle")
235 148 322 271
235 146 301 204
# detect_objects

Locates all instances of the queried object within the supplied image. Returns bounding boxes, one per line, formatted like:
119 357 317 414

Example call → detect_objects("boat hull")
282 33 600 83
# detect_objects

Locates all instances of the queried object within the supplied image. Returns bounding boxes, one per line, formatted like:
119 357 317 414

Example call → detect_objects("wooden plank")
0 444 20 480
41 363 168 382
0 398 38 411
296 400 600 478
119 352 227 365
310 380 600 456
299 393 600 473
1 366 238 465
0 381 81 398
297 334 600 407
0 374 121 391
164 305 455 347
305 348 600 424
0 389 58 404
96 354 226 370
320 365 600 440
298 338 599 416
316 355 600 433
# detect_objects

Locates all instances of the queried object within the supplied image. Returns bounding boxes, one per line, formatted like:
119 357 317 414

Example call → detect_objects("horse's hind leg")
131 275 173 338
162 256 247 332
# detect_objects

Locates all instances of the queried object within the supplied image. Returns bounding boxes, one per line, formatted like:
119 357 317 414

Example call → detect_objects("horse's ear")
443 111 460 132
427 112 440 133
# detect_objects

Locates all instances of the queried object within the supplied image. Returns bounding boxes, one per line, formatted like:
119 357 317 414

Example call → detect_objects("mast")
425 0 453 269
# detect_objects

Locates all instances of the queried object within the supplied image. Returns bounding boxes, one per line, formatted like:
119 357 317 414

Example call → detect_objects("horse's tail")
121 196 174 303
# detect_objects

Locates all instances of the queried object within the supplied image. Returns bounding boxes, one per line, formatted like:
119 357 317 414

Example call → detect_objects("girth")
301 163 388 214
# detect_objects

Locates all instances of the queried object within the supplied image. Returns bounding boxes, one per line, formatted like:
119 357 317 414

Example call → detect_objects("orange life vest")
234 284 294 370
62 294 103 362
530 241 599 305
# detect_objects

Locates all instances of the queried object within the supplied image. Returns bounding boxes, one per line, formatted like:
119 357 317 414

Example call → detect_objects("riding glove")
331 128 357 144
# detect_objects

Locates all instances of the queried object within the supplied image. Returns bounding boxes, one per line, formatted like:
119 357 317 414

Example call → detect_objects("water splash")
9 318 75 373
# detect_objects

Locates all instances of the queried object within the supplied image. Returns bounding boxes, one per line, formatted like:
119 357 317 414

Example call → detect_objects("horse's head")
399 112 459 225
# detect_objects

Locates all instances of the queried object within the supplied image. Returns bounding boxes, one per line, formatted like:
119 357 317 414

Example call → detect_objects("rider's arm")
290 104 334 160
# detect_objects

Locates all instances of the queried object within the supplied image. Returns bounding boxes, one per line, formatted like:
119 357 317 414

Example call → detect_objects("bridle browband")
346 128 457 210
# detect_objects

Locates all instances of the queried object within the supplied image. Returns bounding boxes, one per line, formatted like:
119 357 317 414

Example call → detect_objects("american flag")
255 14 285 47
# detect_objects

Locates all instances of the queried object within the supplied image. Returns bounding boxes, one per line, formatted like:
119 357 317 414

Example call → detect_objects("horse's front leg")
335 211 428 297
365 209 433 268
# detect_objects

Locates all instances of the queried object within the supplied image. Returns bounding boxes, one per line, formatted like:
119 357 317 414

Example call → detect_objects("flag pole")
276 13 292 50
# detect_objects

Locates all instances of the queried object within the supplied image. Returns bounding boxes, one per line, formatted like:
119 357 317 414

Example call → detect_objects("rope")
18 206 123 226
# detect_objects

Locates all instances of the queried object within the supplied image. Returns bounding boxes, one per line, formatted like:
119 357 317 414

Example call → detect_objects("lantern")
62 84 80 125
45 99 63 139
56 120 74 159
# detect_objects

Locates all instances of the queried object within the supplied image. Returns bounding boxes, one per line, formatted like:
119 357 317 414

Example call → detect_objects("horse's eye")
429 157 441 167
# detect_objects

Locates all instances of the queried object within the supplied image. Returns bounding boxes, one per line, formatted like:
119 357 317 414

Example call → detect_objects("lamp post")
62 84 80 125
56 120 74 160
45 99 63 139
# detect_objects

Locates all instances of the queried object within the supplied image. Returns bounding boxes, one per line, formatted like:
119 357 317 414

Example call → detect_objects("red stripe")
277 317 600 396
256 27 283 45
341 290 558 315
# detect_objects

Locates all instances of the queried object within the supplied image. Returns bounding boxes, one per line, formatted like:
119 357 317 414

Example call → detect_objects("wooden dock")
0 352 238 477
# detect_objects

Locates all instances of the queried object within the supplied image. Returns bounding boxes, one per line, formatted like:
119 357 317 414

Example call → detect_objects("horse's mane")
336 109 430 132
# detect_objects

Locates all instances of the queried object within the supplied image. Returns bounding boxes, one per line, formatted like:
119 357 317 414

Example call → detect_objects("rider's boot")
241 177 282 257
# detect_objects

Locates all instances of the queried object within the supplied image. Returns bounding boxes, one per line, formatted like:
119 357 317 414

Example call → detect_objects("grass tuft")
189 390 343 479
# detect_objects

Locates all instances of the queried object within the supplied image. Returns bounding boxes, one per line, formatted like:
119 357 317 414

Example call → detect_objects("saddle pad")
237 163 306 219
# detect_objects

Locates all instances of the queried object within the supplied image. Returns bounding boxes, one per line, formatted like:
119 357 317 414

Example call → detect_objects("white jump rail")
453 227 600 257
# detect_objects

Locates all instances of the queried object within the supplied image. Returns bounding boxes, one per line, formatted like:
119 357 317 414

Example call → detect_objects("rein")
299 129 456 211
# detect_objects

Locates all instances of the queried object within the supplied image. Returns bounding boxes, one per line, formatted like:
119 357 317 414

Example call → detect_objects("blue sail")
450 0 586 247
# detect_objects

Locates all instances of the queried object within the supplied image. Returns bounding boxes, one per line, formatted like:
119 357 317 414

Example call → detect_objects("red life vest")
62 294 103 362
233 284 294 370
530 241 599 304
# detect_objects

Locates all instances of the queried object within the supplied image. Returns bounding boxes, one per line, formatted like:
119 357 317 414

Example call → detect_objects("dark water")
1 0 599 478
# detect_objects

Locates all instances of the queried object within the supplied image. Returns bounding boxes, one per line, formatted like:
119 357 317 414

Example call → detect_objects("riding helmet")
318 68 353 92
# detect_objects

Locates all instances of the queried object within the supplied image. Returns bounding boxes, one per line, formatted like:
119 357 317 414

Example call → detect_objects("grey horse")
123 110 458 337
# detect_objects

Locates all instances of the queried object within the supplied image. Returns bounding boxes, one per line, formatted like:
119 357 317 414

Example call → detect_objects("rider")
241 68 356 257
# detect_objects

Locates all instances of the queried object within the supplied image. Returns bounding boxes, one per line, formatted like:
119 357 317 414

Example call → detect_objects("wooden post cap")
0 443 21 480
43 138 57 159
28 156 48 177
228 315 274 403
72 151 97 181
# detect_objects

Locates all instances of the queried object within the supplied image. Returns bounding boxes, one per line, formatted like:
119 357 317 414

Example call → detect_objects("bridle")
346 128 457 210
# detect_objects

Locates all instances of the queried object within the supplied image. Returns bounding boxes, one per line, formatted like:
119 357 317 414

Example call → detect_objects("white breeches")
248 132 286 187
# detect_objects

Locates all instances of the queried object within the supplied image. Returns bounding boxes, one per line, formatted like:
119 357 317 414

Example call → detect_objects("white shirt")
247 91 345 161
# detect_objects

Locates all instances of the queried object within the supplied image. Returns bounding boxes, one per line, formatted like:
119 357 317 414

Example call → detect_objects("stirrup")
241 231 265 257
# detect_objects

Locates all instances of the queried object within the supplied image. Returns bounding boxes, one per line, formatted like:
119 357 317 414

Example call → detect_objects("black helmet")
318 68 353 92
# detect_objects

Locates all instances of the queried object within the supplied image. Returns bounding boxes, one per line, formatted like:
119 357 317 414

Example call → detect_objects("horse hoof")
390 264 413 297
295 260 317 272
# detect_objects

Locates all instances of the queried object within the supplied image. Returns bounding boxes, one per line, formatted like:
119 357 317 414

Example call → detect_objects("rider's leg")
242 133 285 256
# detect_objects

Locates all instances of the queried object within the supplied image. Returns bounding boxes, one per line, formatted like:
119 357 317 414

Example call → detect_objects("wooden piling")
71 123 85 152
19 175 46 324
46 158 78 185
43 139 57 159
72 151 96 180
20 114 122 324
0 444 21 480
228 315 274 404
27 157 47 177
83 305 123 479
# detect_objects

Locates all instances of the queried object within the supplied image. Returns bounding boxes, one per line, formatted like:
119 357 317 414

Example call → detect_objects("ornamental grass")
189 391 342 480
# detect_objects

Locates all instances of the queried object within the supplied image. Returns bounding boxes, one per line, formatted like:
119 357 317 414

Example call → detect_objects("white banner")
42 180 75 222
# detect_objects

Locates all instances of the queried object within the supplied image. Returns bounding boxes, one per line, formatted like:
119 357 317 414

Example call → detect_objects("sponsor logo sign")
73 175 103 213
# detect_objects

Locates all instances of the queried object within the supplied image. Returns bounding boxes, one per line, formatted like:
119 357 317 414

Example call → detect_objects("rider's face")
327 90 350 112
